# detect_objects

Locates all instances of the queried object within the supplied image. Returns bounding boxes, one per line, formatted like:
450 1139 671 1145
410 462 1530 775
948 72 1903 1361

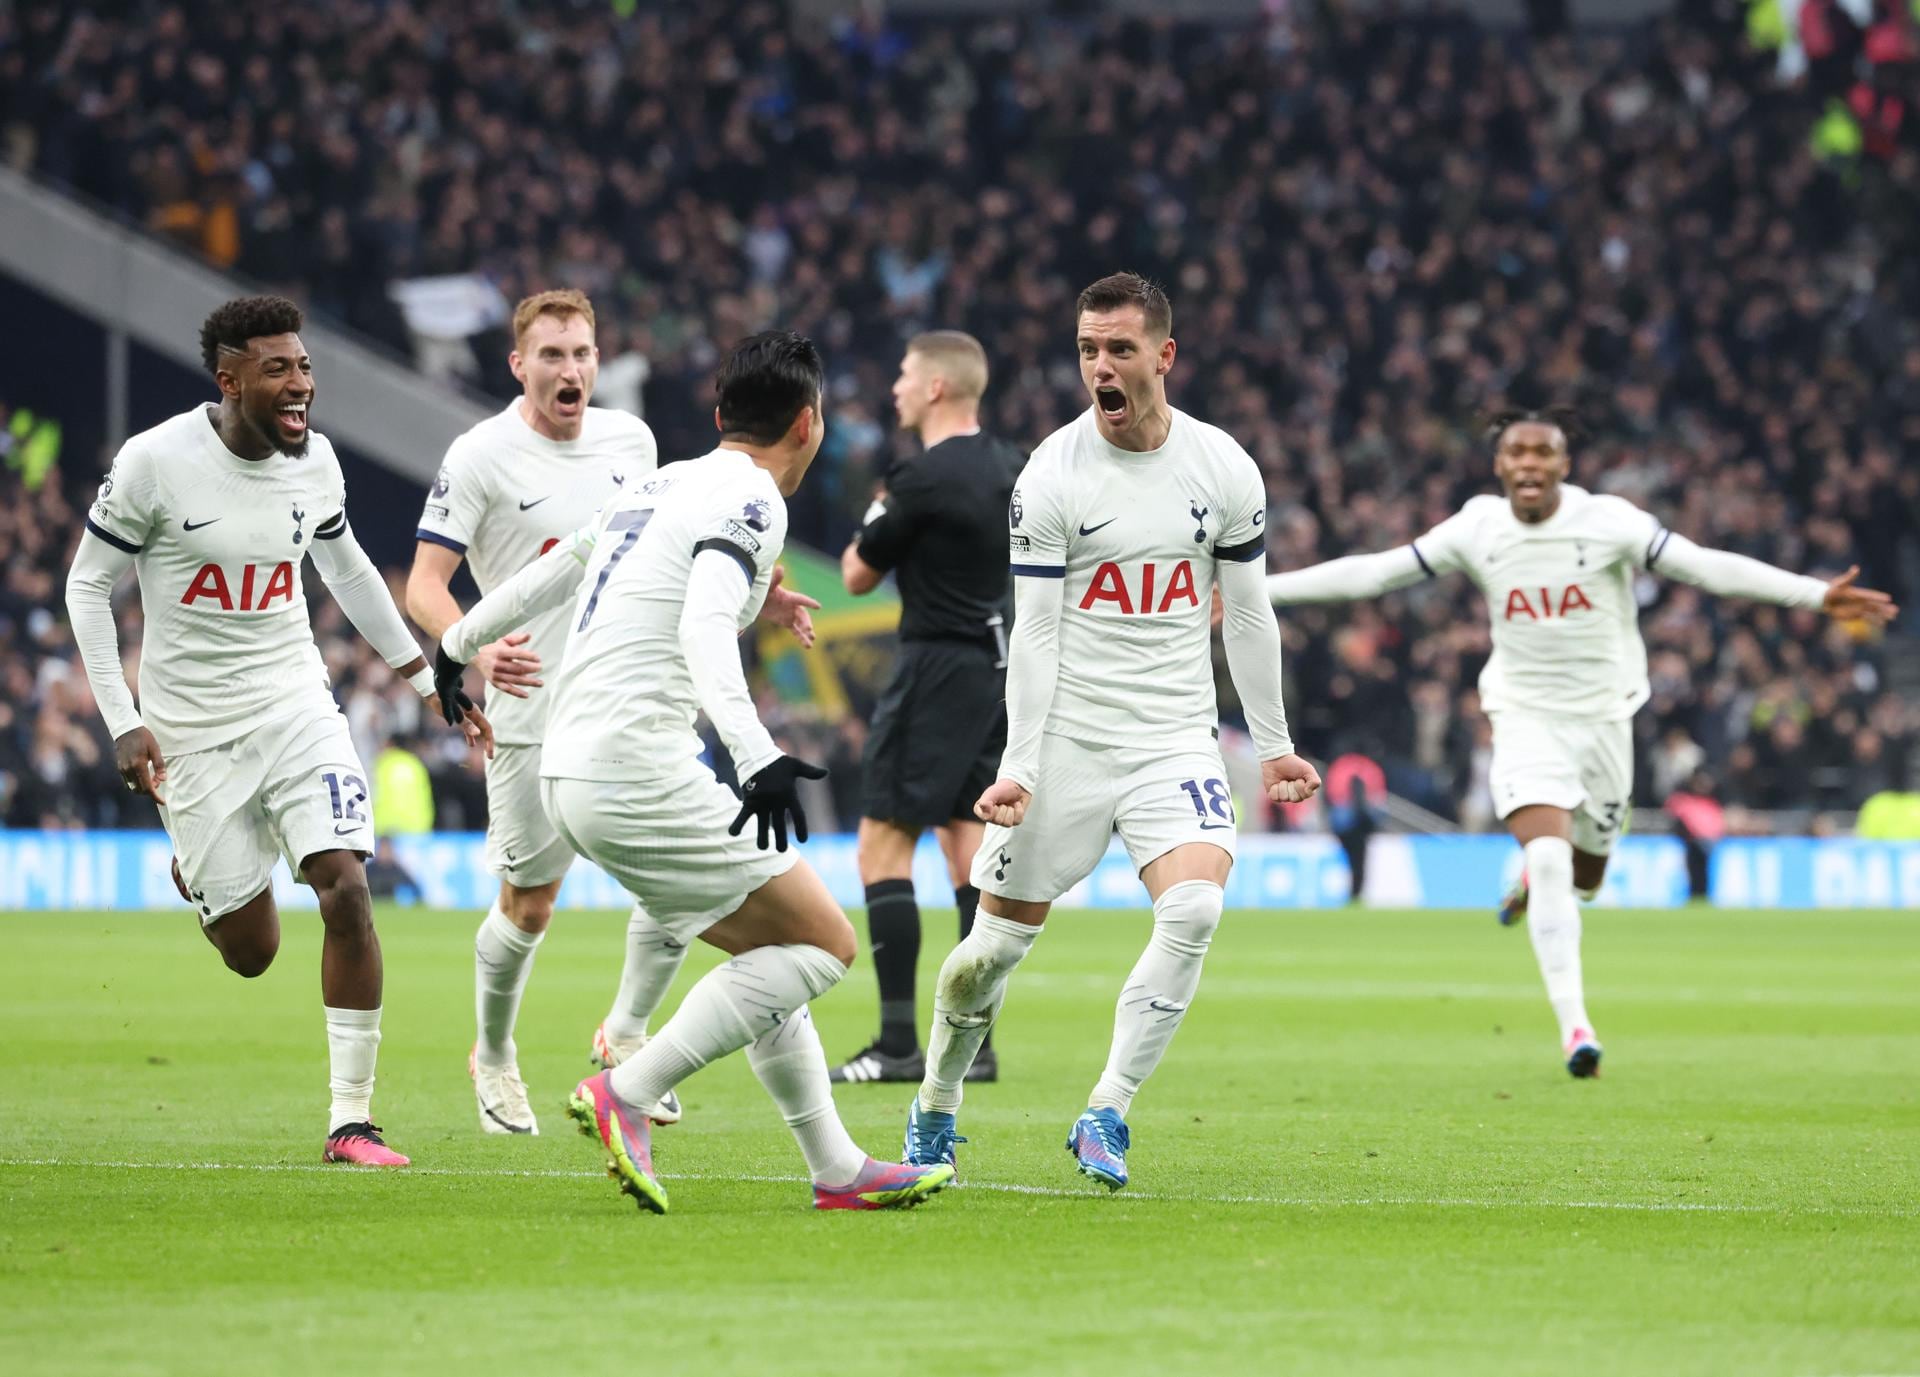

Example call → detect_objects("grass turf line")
1 905 1915 1377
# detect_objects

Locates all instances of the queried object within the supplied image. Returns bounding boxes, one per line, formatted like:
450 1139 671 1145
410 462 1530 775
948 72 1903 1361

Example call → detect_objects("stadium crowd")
2 1 1916 831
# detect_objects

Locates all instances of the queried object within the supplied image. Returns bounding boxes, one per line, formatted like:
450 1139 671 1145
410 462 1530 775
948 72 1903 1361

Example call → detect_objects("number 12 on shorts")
323 771 368 822
1179 777 1234 823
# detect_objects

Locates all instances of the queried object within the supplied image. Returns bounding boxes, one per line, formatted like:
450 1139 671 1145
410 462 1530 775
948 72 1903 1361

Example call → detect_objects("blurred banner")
3 832 1917 912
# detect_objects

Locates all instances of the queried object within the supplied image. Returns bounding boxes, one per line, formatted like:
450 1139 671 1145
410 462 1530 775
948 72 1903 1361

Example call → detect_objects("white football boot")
470 1046 538 1135
590 1021 683 1125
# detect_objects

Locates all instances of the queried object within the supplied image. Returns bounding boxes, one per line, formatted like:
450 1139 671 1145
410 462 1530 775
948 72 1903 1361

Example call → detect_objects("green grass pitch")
2 904 1916 1376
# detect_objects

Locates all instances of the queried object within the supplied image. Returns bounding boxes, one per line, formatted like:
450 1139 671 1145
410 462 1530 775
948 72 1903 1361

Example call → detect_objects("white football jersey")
416 403 657 744
1414 485 1667 721
1010 407 1267 745
537 448 786 781
84 406 351 754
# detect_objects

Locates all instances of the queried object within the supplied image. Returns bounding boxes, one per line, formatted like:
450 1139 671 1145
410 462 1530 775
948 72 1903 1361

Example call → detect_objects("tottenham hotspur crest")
291 505 306 545
1190 502 1209 543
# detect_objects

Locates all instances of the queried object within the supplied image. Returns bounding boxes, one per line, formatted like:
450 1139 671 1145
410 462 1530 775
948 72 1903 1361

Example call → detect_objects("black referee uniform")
857 431 1024 829
829 428 1023 1083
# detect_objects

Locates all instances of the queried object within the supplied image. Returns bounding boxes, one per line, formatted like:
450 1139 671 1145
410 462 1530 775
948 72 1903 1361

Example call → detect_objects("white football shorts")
541 763 798 943
971 731 1238 904
1488 710 1634 855
158 707 373 924
483 743 575 888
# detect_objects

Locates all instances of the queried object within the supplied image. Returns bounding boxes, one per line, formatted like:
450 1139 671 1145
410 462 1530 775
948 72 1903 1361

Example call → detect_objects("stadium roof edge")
0 163 490 483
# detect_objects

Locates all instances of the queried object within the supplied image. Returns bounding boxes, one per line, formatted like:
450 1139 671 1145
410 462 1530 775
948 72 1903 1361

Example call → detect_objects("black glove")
433 643 478 727
728 755 829 853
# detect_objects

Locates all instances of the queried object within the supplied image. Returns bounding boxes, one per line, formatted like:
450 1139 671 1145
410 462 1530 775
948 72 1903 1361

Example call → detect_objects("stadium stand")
1 1 1914 829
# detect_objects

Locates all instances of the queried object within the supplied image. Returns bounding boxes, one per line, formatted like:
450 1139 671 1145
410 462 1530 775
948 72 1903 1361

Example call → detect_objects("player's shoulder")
1427 494 1509 546
1020 413 1091 483
1573 487 1652 526
121 405 212 461
580 406 655 448
1172 408 1251 459
444 403 518 459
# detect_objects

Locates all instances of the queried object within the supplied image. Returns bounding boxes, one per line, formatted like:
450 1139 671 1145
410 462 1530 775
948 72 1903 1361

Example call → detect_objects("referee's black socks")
956 885 981 940
864 879 921 1055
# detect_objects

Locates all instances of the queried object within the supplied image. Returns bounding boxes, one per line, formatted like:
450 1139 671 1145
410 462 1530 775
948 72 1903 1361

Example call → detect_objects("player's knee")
313 871 374 934
1523 835 1575 890
500 888 556 934
822 916 859 969
223 943 276 978
1152 880 1223 957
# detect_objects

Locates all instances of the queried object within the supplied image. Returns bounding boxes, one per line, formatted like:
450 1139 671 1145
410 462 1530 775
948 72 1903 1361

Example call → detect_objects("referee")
829 331 1024 1085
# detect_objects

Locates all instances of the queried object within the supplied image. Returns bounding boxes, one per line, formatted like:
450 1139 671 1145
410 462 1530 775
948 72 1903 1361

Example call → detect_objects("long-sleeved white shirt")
443 447 785 782
64 406 422 754
1267 485 1828 722
997 406 1292 789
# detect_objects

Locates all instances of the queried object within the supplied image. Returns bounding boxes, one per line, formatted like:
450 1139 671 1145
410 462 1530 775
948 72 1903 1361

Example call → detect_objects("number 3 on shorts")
1178 778 1234 823
323 771 368 822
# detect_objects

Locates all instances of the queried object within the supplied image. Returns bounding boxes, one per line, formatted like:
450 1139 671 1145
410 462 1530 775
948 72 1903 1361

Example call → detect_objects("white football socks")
473 902 542 1069
324 1005 382 1132
603 903 690 1044
745 1006 868 1187
1089 880 1223 1117
918 914 1040 1113
1523 836 1591 1042
609 943 848 1113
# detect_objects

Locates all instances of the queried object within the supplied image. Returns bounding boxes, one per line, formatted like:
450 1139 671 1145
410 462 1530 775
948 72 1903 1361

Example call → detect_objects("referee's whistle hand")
974 778 1032 827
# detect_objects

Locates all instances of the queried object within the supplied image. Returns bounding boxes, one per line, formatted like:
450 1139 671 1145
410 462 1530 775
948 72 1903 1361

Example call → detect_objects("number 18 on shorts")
970 733 1238 903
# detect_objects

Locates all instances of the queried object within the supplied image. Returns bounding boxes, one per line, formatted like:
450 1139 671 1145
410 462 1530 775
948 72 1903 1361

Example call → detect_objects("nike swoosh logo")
518 496 550 511
334 823 360 836
182 518 220 531
1199 822 1233 831
1078 518 1116 536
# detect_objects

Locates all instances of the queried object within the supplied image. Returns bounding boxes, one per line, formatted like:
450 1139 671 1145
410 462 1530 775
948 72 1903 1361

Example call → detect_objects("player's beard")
249 404 310 457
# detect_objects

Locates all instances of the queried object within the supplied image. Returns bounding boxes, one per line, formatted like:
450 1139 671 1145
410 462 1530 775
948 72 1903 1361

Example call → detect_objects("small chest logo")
611 471 625 488
1190 502 1209 543
291 506 306 545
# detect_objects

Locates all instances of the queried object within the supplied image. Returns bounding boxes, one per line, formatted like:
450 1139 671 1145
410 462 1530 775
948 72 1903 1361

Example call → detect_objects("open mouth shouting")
275 401 309 440
1095 385 1129 426
554 385 584 416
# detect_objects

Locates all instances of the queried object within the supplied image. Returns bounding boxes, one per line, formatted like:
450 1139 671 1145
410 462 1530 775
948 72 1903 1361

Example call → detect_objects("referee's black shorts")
861 639 1006 829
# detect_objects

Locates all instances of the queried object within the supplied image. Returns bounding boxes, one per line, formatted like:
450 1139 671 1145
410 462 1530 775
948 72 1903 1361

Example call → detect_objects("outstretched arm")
442 526 597 663
1650 533 1895 621
1266 546 1431 605
1218 559 1321 804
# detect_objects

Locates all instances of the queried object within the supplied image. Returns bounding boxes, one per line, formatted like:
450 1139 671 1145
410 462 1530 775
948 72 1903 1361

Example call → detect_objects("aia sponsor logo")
180 562 298 610
1078 560 1200 615
1504 584 1593 620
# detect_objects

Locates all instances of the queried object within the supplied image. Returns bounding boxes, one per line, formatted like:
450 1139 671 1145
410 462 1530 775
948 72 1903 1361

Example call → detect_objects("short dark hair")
1482 404 1583 450
715 331 825 445
1076 272 1172 338
200 296 304 375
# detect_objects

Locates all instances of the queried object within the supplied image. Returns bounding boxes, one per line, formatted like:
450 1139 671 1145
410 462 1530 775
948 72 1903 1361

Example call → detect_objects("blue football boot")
1066 1108 1130 1191
903 1098 967 1172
